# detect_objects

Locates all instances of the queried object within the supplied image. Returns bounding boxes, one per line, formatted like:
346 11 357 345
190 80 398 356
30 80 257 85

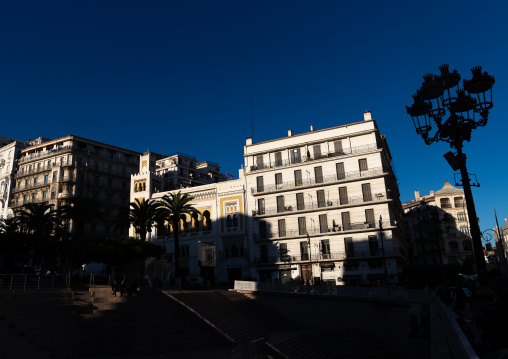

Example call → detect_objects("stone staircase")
0 286 230 359
73 286 229 358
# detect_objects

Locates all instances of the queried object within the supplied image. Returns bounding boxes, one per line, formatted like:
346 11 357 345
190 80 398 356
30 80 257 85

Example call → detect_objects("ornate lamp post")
406 65 495 283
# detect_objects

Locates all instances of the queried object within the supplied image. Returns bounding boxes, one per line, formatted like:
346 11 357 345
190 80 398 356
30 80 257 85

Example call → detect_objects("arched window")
203 210 211 230
226 215 232 228
180 214 188 232
232 214 238 227
192 212 199 232
224 248 230 258
134 183 138 192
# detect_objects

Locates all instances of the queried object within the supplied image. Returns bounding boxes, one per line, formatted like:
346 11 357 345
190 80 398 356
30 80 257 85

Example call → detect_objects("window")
278 219 286 237
23 194 28 204
94 175 100 185
259 221 267 239
34 177 38 186
448 227 456 237
454 197 464 208
276 196 285 213
319 214 328 233
344 237 354 257
25 179 29 187
359 159 368 173
449 240 459 252
108 164 112 173
336 162 345 180
108 178 113 187
342 212 351 231
368 235 379 256
294 170 303 186
317 190 326 208
274 152 282 167
44 175 48 184
460 226 469 236
291 148 302 164
362 183 372 202
275 173 283 189
321 239 330 258
365 209 375 228
296 193 305 210
463 239 472 251
256 155 264 169
32 192 36 201
260 245 268 262
314 166 323 183
300 241 309 260
279 243 289 261
42 191 47 200
256 176 264 192
313 144 321 159
51 187 56 199
457 212 467 221
298 217 307 235
440 198 451 208
94 161 99 170
334 140 343 154
53 171 57 181
257 198 265 215
339 186 348 205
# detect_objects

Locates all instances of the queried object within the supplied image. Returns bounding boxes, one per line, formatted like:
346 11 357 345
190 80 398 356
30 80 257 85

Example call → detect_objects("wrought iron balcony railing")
253 192 391 217
247 143 378 173
254 220 393 241
251 166 385 194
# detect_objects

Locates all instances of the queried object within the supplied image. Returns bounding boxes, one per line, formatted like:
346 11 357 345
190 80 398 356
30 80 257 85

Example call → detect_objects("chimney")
414 190 420 201
364 111 372 121
288 130 293 137
246 137 252 146
310 124 314 131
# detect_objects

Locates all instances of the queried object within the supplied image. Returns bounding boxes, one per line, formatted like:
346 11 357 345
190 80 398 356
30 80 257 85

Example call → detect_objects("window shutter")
365 209 375 227
278 219 286 237
362 183 372 202
339 186 348 205
314 166 323 183
334 140 343 154
342 212 351 231
359 159 368 172
317 190 326 208
296 193 305 210
294 170 302 186
319 214 328 233
256 176 264 192
298 217 307 235
336 162 345 180
277 196 285 213
313 144 321 159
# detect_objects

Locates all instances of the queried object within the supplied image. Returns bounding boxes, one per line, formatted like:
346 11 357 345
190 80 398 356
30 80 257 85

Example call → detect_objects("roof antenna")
250 94 254 140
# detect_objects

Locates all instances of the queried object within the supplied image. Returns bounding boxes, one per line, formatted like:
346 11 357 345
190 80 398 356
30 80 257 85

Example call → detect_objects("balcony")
254 220 393 241
251 166 385 194
12 180 55 193
252 192 391 217
19 146 73 164
14 163 55 178
247 143 378 173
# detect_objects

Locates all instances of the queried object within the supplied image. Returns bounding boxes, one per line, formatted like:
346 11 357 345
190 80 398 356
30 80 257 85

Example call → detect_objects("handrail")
0 274 71 290
251 166 386 194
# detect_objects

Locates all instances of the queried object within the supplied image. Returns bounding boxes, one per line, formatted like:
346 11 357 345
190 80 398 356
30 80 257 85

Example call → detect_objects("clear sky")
1 1 507 243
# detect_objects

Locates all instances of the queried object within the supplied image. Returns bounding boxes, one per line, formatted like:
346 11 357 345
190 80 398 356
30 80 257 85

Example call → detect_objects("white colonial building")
244 111 406 286
0 137 28 219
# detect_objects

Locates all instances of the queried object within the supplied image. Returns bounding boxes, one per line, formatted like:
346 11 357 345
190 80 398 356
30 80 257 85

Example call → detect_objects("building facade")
402 181 474 266
10 135 140 237
244 111 406 286
0 137 28 219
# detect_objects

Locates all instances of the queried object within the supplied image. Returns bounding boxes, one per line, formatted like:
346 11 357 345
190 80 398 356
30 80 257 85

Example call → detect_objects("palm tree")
0 216 19 235
115 198 160 241
16 203 60 238
59 197 105 240
157 192 198 281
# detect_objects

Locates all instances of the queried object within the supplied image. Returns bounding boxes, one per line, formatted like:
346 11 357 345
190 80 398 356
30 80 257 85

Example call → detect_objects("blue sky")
1 1 507 243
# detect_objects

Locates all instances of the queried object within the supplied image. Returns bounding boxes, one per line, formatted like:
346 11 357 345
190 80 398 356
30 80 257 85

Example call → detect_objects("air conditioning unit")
327 201 333 206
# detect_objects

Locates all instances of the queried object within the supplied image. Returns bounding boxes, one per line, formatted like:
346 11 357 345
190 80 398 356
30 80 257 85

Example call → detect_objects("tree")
59 197 105 240
157 192 198 281
115 198 160 241
15 203 61 271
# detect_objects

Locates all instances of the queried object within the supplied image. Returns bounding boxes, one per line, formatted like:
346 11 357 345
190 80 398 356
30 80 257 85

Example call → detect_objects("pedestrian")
112 280 118 296
120 280 126 297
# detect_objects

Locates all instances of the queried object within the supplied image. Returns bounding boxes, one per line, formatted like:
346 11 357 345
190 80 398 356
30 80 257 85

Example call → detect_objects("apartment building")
402 181 474 266
244 111 406 286
0 137 29 219
11 135 140 237
131 152 243 284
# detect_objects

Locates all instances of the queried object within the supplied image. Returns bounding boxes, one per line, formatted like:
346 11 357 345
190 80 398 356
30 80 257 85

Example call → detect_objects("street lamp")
406 65 495 283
